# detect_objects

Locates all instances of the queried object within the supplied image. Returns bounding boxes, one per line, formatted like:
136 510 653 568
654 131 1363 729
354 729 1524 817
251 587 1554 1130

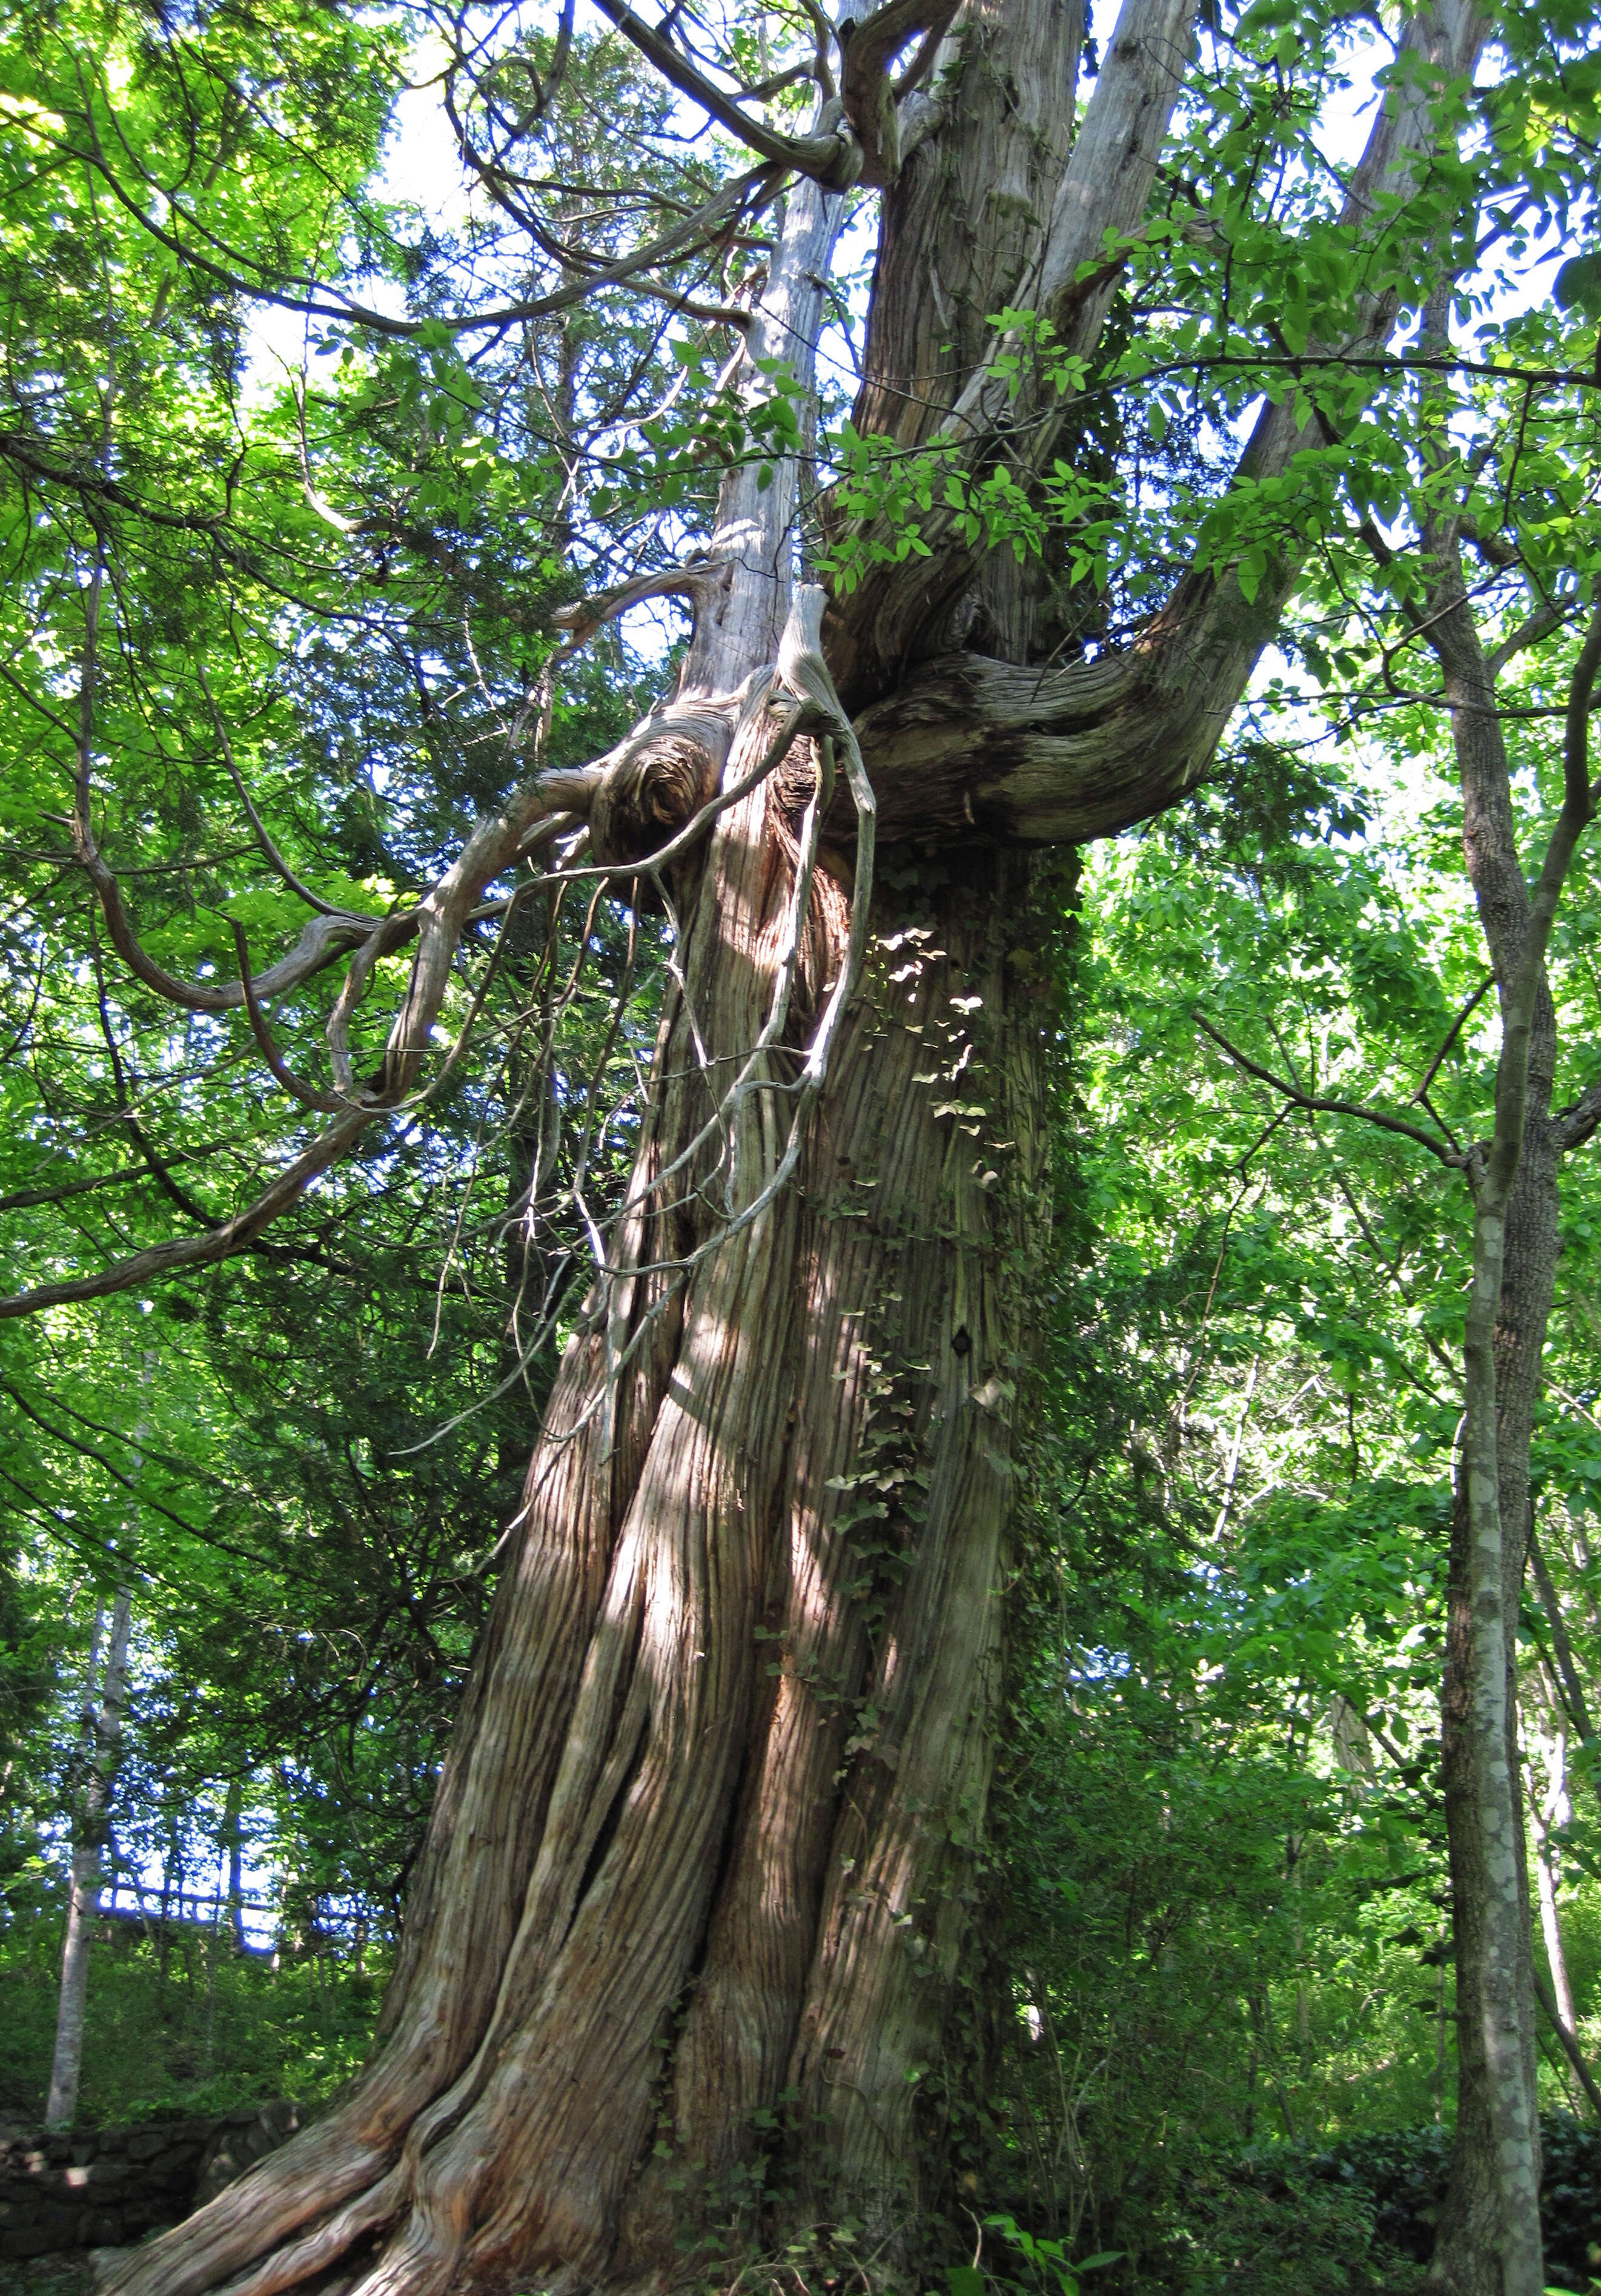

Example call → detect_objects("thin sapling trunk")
46 1584 132 2131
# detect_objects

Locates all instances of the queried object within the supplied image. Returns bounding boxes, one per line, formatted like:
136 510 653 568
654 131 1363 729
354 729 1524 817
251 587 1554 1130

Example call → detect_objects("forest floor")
0 2253 119 2294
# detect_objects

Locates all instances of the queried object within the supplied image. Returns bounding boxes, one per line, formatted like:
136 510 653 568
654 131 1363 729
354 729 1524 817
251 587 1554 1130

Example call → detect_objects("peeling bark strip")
90 2 1496 2292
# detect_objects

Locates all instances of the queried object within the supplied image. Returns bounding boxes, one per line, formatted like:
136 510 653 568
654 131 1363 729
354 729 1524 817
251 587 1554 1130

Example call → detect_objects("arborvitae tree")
4 0 1599 2289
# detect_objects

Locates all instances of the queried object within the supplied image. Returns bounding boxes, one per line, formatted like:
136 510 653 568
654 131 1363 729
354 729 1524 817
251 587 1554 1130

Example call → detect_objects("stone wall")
0 2101 300 2261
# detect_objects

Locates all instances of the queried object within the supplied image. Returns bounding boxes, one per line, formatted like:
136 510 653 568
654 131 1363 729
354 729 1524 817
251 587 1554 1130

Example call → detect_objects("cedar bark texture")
100 1 1491 2291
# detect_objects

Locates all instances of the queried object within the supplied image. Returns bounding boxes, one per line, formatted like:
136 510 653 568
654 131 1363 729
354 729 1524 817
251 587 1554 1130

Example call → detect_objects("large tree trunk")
106 777 1050 2296
104 172 1063 2296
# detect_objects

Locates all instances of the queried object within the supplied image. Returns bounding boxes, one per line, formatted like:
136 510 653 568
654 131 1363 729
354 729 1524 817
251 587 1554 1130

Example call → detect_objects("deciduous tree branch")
1551 1077 1601 1154
1414 973 1494 1106
1192 1010 1462 1165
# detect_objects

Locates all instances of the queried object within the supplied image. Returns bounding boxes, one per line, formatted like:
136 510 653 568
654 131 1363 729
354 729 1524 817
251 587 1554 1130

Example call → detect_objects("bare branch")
515 586 880 1458
69 580 383 1016
1414 973 1493 1105
1192 1010 1462 1165
549 558 724 652
8 660 611 1317
231 924 343 1113
1551 1076 1601 1156
73 687 592 1028
0 1106 375 1319
0 1151 226 1218
85 893 377 1016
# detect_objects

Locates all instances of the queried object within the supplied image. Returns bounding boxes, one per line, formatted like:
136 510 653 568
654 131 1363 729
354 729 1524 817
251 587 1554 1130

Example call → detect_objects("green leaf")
1554 252 1601 314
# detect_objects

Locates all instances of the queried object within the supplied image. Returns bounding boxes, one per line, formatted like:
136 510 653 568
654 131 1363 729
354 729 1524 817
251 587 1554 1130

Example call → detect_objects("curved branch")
73 94 786 343
588 0 863 189
0 1106 374 1319
852 641 1225 845
67 573 387 1014
75 765 592 1022
231 924 343 1113
839 0 961 187
79 872 380 1016
13 698 610 1319
549 558 725 652
3 733 582 1316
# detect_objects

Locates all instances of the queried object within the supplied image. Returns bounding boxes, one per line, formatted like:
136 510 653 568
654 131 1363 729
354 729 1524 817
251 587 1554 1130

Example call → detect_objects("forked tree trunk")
102 0 1484 2288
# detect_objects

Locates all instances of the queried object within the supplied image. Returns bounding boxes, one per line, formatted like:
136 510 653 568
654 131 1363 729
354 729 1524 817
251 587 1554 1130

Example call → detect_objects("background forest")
4 0 1601 2289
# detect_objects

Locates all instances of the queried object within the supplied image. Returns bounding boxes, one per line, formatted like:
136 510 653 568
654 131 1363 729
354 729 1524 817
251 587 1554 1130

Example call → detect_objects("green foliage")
983 446 1601 2258
1175 2118 1601 2294
0 1908 380 2125
0 0 690 1999
1139 2154 1416 2296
